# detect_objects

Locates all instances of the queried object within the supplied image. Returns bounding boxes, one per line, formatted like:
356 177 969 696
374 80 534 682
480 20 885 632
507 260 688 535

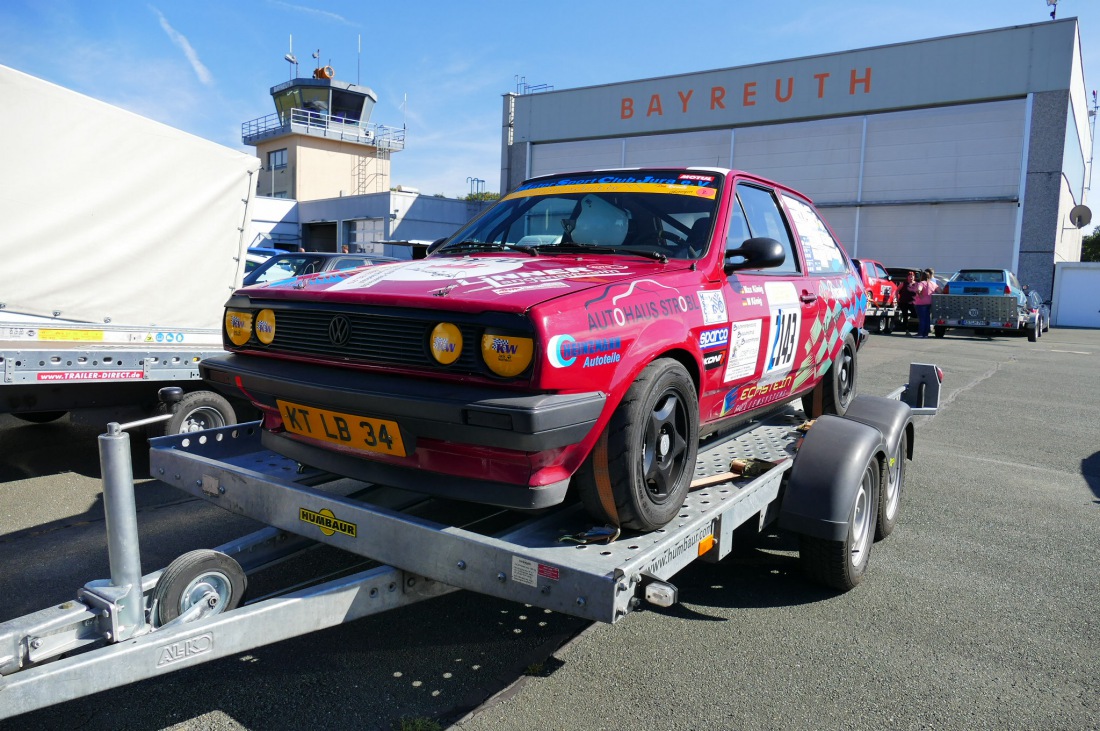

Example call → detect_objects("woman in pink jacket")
909 269 938 338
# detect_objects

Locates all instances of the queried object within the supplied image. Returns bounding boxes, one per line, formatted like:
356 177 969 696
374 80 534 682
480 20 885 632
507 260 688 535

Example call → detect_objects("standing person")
898 271 917 335
910 269 938 338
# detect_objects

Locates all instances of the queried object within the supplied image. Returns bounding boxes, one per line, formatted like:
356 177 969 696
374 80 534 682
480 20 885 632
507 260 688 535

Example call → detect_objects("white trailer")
0 65 260 432
0 364 940 719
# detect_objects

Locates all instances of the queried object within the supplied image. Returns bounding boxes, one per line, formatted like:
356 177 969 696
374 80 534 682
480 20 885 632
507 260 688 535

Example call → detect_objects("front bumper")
200 354 606 508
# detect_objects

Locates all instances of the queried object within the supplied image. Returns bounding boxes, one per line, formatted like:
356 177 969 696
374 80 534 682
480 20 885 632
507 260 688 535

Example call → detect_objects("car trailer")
0 363 941 720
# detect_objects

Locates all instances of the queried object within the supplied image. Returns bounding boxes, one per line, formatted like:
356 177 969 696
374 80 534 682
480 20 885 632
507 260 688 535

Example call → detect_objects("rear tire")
13 411 68 424
1028 325 1038 342
575 359 699 532
875 430 907 540
934 326 946 338
821 334 857 417
799 455 879 591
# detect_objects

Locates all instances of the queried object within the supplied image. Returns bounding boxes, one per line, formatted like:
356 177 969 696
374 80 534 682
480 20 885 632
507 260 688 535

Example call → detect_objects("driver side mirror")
724 237 785 274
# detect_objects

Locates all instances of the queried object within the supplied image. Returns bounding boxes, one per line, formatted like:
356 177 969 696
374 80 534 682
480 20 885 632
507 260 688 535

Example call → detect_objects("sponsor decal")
723 319 762 383
699 327 729 350
513 174 718 193
547 334 622 368
329 260 633 293
299 507 357 537
703 350 725 370
585 279 698 331
157 633 213 667
698 290 728 325
762 282 801 384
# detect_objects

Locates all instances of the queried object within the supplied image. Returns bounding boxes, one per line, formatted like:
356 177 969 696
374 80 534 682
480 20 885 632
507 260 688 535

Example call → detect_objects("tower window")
268 149 287 170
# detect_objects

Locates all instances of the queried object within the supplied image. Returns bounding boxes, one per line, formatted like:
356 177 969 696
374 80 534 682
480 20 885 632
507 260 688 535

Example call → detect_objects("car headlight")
430 322 463 364
481 332 534 377
225 309 253 346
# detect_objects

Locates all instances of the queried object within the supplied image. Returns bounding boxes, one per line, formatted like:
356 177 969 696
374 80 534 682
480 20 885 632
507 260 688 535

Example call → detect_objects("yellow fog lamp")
225 309 254 346
481 332 534 377
430 322 463 365
255 309 276 345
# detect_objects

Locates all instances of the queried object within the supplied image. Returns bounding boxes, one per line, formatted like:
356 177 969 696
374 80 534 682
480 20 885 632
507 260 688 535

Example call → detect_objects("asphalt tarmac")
1 326 1097 730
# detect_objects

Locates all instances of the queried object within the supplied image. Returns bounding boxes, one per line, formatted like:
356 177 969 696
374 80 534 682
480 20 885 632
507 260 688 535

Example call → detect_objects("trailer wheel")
576 358 699 532
164 391 236 435
1027 324 1038 342
875 429 907 541
798 455 878 591
153 550 247 626
934 326 946 338
821 333 857 416
13 411 68 424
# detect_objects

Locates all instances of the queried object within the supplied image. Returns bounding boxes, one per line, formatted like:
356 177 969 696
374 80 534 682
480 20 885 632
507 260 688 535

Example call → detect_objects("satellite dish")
1069 204 1092 229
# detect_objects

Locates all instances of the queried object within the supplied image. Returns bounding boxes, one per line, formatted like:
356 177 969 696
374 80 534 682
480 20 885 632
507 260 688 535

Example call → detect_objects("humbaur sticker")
762 281 801 384
723 320 762 383
698 290 728 325
299 507 357 537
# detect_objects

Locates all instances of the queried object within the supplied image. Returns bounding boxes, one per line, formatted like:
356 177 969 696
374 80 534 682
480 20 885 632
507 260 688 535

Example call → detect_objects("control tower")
242 65 405 201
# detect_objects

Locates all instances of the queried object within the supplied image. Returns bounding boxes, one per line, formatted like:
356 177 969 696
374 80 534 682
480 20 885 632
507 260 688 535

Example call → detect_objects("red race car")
203 168 868 530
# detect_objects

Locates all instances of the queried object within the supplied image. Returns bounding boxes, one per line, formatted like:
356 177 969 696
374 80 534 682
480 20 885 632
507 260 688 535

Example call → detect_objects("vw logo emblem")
328 315 351 346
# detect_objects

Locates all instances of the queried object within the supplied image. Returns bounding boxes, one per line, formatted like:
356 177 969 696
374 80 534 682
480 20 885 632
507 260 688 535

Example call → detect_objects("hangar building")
500 18 1094 305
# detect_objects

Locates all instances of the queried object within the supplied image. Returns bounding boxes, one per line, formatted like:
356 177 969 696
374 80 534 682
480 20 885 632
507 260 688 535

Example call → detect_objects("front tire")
576 359 699 532
799 455 879 591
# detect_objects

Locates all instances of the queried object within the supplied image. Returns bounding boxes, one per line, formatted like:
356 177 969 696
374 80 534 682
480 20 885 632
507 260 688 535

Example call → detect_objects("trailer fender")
840 395 914 461
778 415 885 541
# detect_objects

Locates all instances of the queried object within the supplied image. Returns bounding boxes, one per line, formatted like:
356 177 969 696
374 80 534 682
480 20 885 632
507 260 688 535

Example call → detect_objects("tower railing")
242 108 405 151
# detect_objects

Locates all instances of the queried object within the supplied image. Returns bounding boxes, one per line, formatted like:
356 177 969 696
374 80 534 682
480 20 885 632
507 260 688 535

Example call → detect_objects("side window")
781 194 849 275
873 262 888 279
734 184 799 274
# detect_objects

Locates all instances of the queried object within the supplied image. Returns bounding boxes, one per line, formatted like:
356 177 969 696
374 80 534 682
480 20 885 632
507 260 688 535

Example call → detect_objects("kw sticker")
299 507 357 537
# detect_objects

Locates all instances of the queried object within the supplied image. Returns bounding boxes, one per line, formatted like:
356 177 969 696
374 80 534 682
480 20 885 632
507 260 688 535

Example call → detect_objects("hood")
238 254 693 313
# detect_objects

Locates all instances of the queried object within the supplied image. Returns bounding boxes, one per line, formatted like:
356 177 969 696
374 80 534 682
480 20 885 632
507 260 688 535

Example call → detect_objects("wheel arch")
778 414 886 542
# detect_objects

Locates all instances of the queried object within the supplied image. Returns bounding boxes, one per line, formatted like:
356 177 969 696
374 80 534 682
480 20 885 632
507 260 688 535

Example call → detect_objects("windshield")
436 171 724 261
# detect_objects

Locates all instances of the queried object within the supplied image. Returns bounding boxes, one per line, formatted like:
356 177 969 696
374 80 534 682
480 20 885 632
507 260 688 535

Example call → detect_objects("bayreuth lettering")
620 67 873 119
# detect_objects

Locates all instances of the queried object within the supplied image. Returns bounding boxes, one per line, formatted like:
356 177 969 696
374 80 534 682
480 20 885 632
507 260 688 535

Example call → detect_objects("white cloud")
150 6 213 86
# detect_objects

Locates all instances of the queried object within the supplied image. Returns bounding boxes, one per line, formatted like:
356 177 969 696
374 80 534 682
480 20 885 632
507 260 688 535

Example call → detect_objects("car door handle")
799 293 818 304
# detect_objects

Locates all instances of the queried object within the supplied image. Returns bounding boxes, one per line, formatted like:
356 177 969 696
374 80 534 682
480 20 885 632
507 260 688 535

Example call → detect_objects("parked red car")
202 169 868 530
852 258 898 333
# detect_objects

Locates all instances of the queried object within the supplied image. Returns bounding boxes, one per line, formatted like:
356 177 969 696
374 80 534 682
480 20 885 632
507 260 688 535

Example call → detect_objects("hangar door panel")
732 118 863 204
530 139 623 178
1053 265 1100 328
862 100 1025 202
623 130 731 168
855 203 1017 272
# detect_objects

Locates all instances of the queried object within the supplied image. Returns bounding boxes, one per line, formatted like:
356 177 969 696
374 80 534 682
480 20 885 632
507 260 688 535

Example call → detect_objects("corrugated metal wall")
528 99 1026 272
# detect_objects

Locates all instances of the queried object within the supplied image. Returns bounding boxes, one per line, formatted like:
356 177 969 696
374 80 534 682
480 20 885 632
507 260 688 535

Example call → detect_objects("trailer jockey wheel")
163 391 236 435
798 454 878 591
153 550 247 626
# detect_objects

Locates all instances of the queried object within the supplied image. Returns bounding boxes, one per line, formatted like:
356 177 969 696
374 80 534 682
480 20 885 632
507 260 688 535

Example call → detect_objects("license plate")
960 319 986 326
277 400 407 457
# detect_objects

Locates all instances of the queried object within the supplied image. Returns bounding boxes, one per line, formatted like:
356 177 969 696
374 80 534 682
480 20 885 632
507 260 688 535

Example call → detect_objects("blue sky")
1 0 1097 199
